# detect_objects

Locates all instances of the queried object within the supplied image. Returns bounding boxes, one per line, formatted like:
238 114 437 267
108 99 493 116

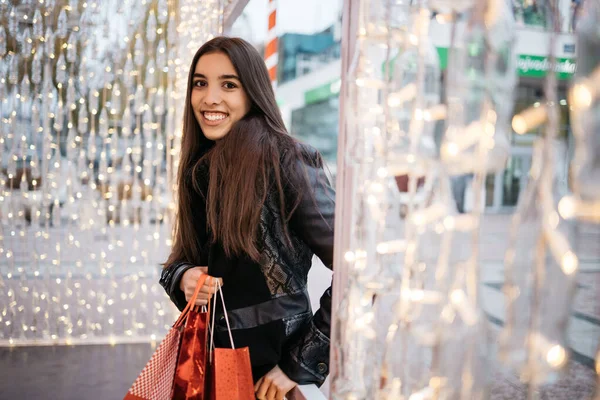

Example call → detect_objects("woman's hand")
179 266 223 306
255 365 297 400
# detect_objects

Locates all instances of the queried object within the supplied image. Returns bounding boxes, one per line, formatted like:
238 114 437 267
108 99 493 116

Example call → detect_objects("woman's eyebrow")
193 73 240 81
219 74 240 81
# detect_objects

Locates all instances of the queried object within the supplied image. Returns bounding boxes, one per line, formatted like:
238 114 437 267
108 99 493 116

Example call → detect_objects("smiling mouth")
200 111 229 126
202 111 229 123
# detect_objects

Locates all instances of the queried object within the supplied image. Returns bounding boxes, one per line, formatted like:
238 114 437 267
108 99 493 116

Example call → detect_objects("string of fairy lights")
330 0 599 398
501 1 600 392
0 0 225 346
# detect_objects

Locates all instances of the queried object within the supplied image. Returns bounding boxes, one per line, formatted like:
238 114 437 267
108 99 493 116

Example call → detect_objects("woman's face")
191 52 251 141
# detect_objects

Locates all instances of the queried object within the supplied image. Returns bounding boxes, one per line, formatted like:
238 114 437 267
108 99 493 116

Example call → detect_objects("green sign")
517 55 576 80
304 79 341 105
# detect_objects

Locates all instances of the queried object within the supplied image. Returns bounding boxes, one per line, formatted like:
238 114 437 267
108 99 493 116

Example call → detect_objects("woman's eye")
223 82 237 89
193 81 206 87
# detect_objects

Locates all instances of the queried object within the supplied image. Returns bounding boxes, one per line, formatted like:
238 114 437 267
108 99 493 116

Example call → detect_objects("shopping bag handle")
209 280 235 354
174 272 210 328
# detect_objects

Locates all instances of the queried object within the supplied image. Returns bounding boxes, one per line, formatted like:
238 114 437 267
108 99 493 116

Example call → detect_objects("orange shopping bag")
208 281 255 400
124 274 210 400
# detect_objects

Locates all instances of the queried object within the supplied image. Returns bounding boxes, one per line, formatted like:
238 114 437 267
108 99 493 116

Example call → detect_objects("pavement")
478 214 600 399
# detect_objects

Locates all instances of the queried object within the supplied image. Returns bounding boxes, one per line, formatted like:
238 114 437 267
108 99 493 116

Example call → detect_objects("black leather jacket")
159 146 335 386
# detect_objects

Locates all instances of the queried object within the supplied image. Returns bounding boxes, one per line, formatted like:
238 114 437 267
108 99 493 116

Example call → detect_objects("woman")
159 36 335 400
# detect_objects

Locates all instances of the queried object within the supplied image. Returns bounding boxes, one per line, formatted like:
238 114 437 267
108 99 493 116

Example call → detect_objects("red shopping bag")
124 274 210 400
208 281 255 400
172 284 211 399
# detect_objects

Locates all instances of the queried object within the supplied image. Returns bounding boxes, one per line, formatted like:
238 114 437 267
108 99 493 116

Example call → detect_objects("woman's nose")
203 86 221 105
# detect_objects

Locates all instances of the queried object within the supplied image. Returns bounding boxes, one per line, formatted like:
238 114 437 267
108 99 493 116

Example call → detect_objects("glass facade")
290 96 340 163
278 22 342 167
279 29 339 84
513 0 583 32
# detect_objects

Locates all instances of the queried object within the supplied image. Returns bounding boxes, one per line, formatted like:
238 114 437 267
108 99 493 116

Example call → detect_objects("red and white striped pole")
265 0 278 88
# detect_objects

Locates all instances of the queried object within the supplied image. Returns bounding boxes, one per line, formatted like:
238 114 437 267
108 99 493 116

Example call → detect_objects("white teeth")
204 112 227 121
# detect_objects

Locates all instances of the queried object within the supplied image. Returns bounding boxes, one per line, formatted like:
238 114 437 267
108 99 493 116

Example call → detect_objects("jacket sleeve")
159 261 197 311
279 148 335 386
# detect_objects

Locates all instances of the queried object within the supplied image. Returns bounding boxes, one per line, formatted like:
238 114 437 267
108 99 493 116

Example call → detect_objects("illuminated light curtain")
0 0 224 346
499 0 589 393
501 0 600 395
330 0 518 398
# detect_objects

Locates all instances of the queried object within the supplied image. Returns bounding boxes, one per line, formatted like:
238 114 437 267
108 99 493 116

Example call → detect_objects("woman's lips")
201 112 229 126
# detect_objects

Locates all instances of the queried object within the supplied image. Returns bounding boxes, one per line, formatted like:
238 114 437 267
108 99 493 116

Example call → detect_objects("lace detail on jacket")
258 191 313 296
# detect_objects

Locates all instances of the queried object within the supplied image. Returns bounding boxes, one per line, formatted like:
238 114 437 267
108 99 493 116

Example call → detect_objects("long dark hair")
165 36 313 267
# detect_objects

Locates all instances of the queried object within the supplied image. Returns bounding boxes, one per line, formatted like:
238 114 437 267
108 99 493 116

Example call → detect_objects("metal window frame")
330 0 358 381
